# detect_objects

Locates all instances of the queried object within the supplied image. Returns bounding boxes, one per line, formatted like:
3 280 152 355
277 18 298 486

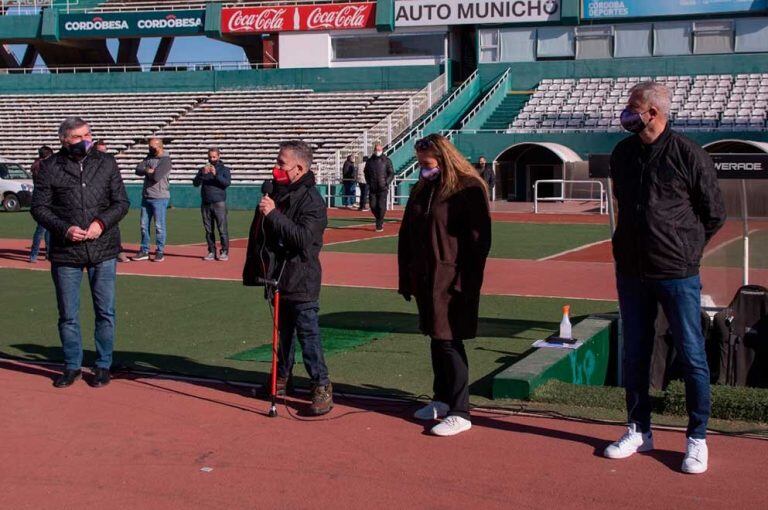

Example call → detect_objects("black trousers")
369 189 388 229
430 339 470 419
201 201 229 253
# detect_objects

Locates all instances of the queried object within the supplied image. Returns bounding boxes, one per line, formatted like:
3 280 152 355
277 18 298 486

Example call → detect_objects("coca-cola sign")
222 2 375 33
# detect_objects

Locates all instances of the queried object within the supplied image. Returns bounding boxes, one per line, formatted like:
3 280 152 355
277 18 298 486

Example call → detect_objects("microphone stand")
258 276 281 418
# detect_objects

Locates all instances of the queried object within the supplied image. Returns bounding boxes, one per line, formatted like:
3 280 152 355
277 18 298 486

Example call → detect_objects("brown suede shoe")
309 383 333 416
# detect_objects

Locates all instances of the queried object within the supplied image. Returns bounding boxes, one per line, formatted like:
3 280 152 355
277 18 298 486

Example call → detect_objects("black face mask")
68 140 93 159
148 147 158 157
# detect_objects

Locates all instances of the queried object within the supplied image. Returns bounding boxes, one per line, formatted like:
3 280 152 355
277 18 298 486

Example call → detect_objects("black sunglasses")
414 136 437 151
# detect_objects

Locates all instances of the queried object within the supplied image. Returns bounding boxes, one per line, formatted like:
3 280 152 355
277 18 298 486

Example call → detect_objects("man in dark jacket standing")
134 137 172 262
341 154 357 208
243 140 332 416
476 156 495 200
31 117 129 388
193 148 231 261
364 143 394 232
603 82 726 475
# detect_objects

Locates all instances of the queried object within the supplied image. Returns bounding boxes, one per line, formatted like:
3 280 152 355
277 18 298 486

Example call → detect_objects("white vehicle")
0 158 34 212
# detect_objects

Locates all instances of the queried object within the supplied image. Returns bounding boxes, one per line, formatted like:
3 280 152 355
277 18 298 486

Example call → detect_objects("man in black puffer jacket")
364 143 394 231
243 140 332 416
603 82 726 475
31 117 129 389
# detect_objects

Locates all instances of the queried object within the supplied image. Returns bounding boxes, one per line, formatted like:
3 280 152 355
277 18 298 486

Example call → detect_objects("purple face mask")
420 166 440 181
620 108 647 134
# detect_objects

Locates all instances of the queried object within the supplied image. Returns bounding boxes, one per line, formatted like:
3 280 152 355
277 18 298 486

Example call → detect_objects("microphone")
261 180 274 198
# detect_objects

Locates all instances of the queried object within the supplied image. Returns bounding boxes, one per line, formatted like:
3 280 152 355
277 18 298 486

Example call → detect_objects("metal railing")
0 61 274 74
459 68 510 129
1 0 49 15
386 70 478 159
533 179 606 214
315 72 448 183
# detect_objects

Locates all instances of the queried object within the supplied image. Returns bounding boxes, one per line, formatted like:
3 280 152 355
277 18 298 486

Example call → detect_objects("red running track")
1 360 766 510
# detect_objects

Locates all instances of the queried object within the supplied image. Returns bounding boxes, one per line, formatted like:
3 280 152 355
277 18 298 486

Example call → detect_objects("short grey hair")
629 81 671 117
279 140 313 169
58 117 89 139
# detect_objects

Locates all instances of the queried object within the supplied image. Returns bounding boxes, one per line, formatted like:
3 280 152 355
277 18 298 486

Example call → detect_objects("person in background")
357 156 368 212
398 133 491 437
133 137 172 262
341 154 357 208
31 116 129 388
604 81 726 474
364 143 394 232
95 140 129 263
476 156 495 200
29 145 54 263
193 148 231 261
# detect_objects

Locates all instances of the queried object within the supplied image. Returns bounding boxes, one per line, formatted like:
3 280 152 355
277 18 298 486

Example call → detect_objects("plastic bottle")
559 305 572 339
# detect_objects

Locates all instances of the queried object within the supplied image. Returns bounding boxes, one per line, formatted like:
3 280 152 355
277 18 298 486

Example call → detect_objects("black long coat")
398 177 491 340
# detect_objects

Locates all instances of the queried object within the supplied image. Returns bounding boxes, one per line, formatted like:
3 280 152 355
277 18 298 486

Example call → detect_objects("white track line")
537 238 611 262
703 229 759 258
325 233 398 246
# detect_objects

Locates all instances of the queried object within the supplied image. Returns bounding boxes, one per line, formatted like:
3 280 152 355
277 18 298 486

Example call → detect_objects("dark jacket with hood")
610 125 726 280
31 147 129 266
192 160 231 204
364 153 394 192
243 171 327 302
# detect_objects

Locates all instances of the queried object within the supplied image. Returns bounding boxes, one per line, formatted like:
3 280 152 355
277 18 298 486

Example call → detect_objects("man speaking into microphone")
243 140 333 416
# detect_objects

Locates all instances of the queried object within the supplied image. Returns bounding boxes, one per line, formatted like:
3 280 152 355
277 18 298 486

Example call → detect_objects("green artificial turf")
326 222 611 259
704 229 768 269
0 267 616 399
0 208 257 245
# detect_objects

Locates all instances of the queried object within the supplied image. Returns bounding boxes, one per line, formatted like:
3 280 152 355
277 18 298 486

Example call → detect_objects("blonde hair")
413 133 488 201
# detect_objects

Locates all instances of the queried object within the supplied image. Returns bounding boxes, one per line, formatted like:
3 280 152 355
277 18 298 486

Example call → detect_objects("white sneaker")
413 401 450 421
604 424 654 459
681 438 708 474
430 415 472 437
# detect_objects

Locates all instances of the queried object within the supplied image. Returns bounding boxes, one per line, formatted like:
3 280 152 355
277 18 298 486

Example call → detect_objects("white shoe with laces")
681 438 708 474
413 401 450 421
430 415 472 437
604 424 654 459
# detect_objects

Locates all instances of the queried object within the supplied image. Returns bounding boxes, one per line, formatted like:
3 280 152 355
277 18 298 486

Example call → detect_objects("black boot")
53 369 81 388
90 367 111 388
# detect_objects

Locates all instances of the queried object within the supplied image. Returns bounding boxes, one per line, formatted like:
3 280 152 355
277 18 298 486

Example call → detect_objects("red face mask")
272 166 290 184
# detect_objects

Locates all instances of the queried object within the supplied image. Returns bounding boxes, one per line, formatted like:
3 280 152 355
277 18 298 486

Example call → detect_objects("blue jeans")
51 259 117 370
343 181 356 206
140 198 169 253
277 300 330 386
617 273 711 439
30 222 50 260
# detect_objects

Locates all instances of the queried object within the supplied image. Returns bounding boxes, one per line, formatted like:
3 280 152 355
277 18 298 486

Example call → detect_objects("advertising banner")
394 0 561 26
60 10 205 39
583 0 768 20
712 154 768 179
221 2 375 34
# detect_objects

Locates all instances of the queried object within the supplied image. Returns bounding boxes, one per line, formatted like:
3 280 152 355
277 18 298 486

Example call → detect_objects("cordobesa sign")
221 2 375 33
394 0 561 26
59 10 204 38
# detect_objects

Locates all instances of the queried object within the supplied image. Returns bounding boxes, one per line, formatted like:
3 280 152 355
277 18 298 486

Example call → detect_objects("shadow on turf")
319 311 557 340
0 248 36 262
